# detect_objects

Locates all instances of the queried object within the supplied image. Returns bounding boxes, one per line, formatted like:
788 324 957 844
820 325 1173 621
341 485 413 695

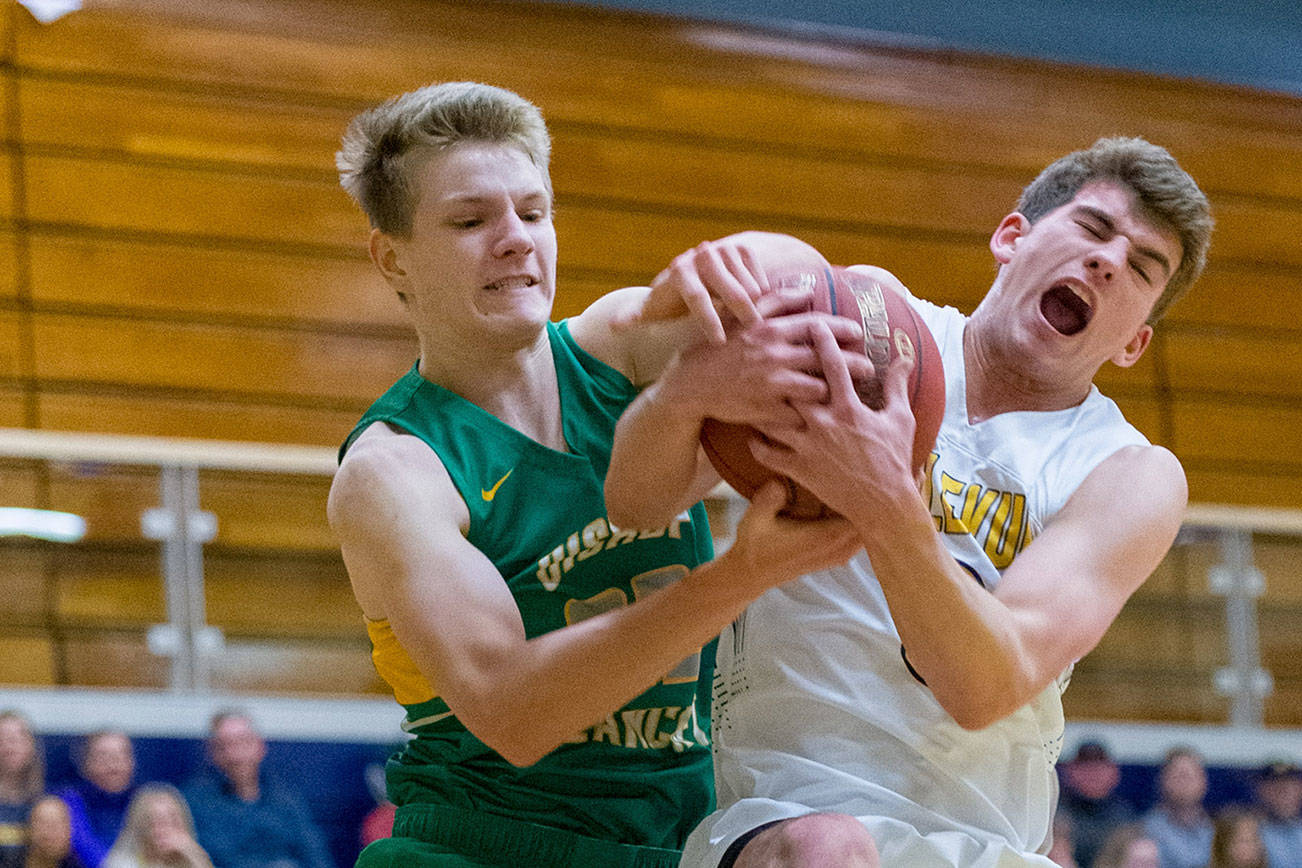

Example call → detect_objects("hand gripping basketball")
699 266 945 519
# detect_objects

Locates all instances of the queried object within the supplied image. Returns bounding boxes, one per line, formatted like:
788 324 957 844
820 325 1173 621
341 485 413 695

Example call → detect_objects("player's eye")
1130 260 1151 284
1077 220 1104 239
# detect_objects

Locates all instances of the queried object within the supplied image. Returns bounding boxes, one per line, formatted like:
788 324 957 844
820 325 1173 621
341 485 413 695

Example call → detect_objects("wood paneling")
26 155 360 248
32 314 414 404
28 234 401 328
19 77 349 173
44 466 335 551
37 391 360 446
0 635 56 685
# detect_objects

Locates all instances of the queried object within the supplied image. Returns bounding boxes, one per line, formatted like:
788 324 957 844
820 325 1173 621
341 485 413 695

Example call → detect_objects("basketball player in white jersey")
604 137 1213 867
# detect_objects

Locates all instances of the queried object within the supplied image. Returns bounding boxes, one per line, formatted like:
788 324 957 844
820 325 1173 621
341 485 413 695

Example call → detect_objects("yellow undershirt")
366 618 437 706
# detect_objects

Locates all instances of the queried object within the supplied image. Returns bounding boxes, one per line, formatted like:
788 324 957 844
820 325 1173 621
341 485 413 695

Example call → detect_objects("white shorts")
680 797 1060 868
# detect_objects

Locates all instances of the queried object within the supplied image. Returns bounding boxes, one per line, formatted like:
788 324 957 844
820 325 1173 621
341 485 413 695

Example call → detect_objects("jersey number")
563 566 700 685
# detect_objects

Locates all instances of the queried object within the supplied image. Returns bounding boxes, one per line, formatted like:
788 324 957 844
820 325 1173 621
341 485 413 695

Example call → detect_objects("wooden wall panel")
1172 400 1302 468
0 233 21 303
0 545 53 621
26 155 359 248
31 314 415 404
0 151 12 221
204 554 358 638
1166 262 1302 331
19 77 348 173
44 467 336 551
61 632 168 688
28 234 400 328
0 312 26 383
1165 332 1302 399
37 392 361 446
0 392 24 428
0 636 56 685
55 551 164 625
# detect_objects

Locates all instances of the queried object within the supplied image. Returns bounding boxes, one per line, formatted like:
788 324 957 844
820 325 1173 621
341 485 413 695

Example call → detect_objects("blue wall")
540 0 1302 97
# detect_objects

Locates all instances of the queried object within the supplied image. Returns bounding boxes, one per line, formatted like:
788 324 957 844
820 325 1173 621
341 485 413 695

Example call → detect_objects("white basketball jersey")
686 296 1150 867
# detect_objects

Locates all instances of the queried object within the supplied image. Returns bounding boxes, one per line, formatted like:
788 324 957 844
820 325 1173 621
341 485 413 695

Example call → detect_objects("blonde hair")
337 81 551 236
0 710 45 804
102 784 204 868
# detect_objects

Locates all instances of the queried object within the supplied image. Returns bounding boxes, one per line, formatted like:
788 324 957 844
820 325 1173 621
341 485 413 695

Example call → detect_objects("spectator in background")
1045 812 1078 867
0 712 46 864
57 731 138 868
9 794 83 868
182 711 333 868
1142 746 1213 868
1255 760 1302 868
1093 823 1160 868
1057 740 1135 868
356 765 392 849
101 785 210 868
1207 806 1267 868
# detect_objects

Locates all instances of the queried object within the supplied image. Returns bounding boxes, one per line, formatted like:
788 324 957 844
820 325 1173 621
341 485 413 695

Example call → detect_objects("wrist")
645 359 712 427
847 472 933 547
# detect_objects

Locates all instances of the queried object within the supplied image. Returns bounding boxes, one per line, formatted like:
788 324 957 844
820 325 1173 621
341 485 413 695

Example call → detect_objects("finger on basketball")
881 353 914 409
810 320 857 408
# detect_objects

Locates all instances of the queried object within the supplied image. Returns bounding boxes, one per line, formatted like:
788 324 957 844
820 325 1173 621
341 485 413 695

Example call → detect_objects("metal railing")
0 427 336 693
0 427 1299 724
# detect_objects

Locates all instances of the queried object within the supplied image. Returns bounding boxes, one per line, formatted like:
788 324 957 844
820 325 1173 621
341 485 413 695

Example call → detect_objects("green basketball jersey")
341 320 717 851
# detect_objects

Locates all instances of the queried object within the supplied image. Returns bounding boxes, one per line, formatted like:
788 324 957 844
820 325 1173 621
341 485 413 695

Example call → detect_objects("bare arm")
755 323 1187 728
329 424 861 766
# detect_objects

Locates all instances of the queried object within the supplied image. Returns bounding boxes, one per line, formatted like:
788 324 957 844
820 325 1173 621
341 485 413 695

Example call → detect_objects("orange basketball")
700 266 945 519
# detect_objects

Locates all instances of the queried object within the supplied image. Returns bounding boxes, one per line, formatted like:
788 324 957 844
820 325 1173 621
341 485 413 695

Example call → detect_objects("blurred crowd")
0 709 368 868
1049 740 1302 868
3 703 1296 868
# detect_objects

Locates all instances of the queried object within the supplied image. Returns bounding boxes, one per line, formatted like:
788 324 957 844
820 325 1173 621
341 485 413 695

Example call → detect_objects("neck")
232 775 259 802
962 319 1090 422
417 326 565 450
1165 801 1204 825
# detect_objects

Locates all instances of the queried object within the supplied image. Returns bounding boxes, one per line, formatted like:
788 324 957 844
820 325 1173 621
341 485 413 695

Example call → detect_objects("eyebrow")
1074 205 1173 279
443 190 549 205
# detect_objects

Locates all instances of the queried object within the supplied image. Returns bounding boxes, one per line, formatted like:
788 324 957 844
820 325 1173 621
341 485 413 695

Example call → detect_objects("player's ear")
369 228 410 290
990 213 1030 265
1111 323 1153 368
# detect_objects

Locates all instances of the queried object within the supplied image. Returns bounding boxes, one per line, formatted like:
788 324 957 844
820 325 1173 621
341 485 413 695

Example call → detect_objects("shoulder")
329 422 463 539
1056 444 1186 543
567 286 701 385
180 772 226 801
1082 444 1185 506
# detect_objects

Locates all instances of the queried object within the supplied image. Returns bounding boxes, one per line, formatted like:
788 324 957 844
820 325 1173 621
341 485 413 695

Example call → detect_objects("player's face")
376 141 557 348
983 180 1182 381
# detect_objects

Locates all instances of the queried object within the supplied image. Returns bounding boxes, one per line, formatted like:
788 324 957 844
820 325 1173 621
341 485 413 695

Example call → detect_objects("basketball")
699 266 945 519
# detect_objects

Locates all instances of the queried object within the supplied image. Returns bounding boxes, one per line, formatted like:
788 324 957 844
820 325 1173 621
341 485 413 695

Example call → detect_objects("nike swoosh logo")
481 469 513 502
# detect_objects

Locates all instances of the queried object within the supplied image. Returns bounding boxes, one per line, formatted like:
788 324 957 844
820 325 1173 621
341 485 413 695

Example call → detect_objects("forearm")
852 491 1038 729
463 549 759 764
605 363 715 529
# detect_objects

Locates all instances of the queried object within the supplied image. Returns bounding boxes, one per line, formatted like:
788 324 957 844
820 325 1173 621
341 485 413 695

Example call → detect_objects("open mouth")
1040 284 1092 336
485 275 537 291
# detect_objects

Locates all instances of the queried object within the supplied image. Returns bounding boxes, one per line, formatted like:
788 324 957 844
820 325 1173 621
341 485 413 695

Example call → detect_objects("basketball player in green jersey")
330 82 866 867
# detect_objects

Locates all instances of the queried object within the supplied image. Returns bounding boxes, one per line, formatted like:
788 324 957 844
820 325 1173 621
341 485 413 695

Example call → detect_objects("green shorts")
355 803 682 868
